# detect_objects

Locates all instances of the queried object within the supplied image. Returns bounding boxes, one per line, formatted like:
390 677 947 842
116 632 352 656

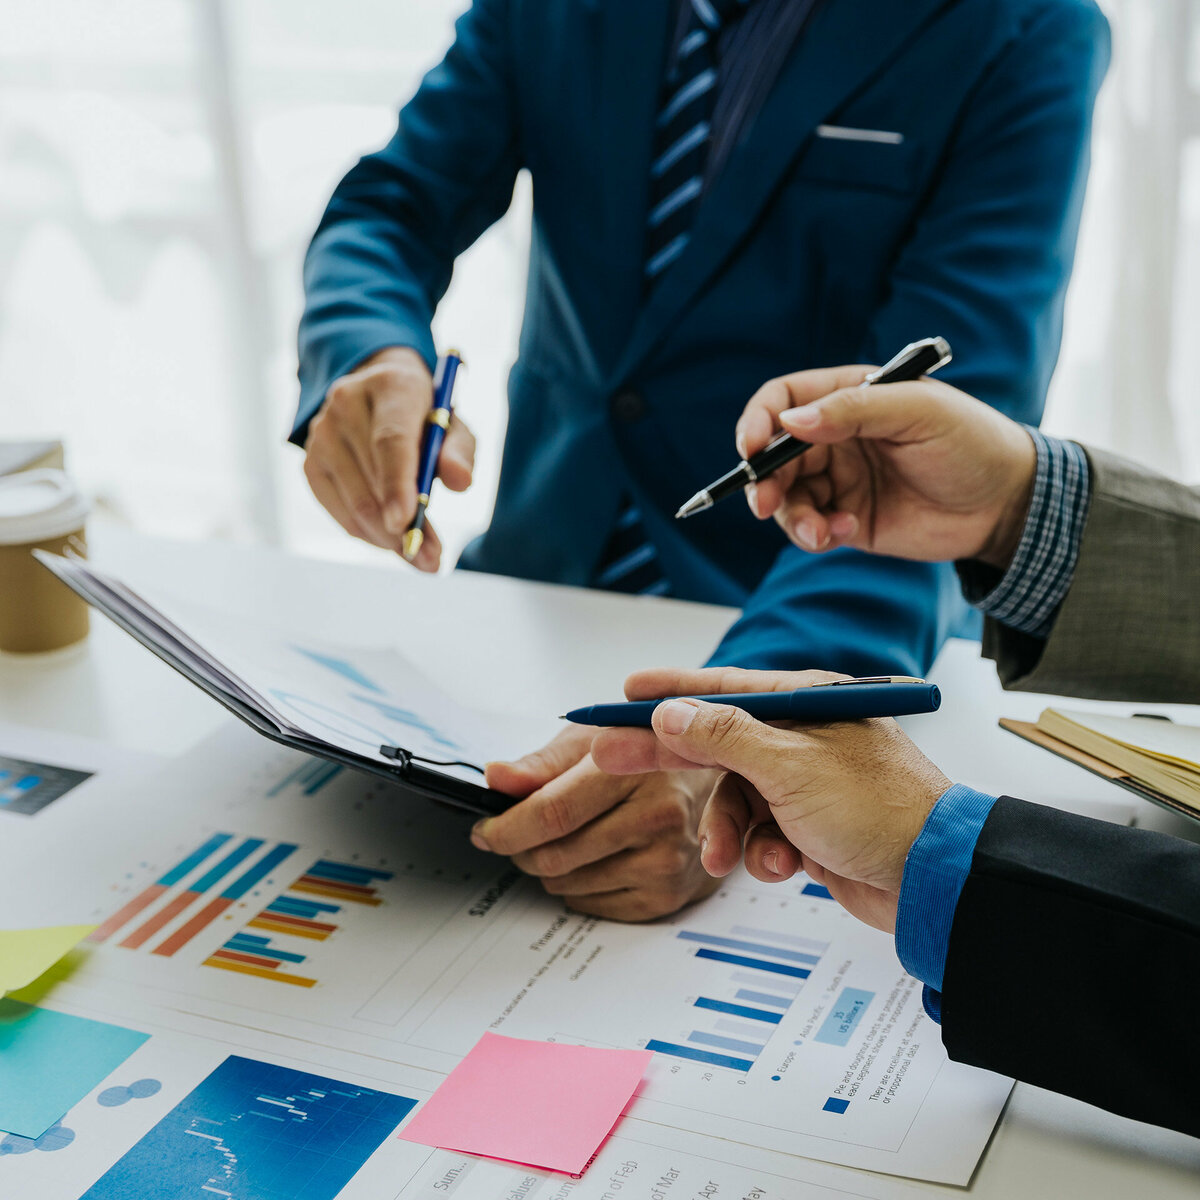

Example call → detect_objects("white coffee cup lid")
0 469 90 546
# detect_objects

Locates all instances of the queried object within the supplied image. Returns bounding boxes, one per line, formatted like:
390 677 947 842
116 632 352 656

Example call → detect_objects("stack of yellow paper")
1036 710 1200 814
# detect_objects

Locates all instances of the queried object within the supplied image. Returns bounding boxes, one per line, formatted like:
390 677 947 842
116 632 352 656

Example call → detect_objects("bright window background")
1 0 1196 571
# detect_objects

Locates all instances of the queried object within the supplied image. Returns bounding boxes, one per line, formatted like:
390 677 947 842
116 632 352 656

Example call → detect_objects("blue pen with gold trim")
563 677 941 727
403 349 464 562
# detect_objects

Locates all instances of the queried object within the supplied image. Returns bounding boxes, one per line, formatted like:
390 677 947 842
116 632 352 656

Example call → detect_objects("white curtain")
0 0 1196 570
1045 0 1200 480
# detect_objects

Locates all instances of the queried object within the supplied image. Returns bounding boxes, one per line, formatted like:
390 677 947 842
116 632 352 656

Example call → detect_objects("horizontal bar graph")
290 860 391 907
647 926 826 1074
695 996 781 1024
152 843 299 957
200 857 393 988
88 832 301 963
676 930 820 965
644 1040 753 1072
88 832 234 944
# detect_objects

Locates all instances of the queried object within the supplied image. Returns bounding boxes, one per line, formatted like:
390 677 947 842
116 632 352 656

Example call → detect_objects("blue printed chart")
81 1056 416 1200
647 926 829 1073
407 867 1011 1180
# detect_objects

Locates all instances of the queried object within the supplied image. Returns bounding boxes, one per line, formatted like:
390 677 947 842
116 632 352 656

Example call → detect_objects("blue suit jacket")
296 0 1109 674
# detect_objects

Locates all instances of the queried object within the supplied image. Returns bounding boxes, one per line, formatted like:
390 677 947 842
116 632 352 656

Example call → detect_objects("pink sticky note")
399 1032 652 1174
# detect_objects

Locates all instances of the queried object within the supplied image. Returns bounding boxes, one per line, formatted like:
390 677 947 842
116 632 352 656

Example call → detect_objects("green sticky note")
0 925 96 995
0 1000 149 1138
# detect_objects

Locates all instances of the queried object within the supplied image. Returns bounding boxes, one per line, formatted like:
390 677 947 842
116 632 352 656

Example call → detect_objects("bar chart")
646 925 829 1073
81 1055 416 1200
87 833 300 959
202 859 394 987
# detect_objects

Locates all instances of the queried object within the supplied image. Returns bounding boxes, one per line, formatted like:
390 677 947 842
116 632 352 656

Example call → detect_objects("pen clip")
816 676 926 687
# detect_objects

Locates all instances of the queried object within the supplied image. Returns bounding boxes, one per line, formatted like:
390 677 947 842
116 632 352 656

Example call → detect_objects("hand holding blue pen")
403 350 464 562
566 676 940 727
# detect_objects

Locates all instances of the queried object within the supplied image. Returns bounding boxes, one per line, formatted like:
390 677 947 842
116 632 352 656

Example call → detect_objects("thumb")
652 699 806 802
779 381 949 447
485 725 593 798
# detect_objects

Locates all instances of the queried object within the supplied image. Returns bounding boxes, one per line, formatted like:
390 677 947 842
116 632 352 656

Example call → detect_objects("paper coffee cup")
0 469 91 653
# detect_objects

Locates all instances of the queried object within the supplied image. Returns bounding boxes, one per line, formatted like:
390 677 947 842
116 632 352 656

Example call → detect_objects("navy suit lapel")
609 0 955 386
593 0 674 373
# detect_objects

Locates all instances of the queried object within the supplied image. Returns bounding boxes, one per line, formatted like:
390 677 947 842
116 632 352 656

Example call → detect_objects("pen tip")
675 491 712 520
401 528 424 561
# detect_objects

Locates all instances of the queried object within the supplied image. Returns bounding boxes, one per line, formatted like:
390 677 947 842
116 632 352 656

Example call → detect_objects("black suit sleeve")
940 797 1200 1137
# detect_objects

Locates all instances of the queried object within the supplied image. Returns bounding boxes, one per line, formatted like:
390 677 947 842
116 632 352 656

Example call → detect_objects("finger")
698 771 758 877
303 458 374 545
512 778 701 880
591 727 704 774
623 666 844 702
744 820 804 883
485 725 594 798
472 755 625 856
560 872 721 923
777 379 953 448
369 378 431 536
308 437 395 549
753 443 834 519
777 499 859 554
735 366 874 458
437 414 476 492
651 699 814 801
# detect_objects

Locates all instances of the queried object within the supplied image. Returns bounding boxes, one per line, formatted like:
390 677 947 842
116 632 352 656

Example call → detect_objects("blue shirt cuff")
896 784 999 1021
957 431 1091 639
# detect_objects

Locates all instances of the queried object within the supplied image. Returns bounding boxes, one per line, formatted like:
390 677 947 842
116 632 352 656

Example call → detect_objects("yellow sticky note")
0 925 97 995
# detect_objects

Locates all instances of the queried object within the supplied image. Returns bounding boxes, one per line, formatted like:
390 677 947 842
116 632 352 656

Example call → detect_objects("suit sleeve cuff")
955 431 1091 639
896 784 999 1017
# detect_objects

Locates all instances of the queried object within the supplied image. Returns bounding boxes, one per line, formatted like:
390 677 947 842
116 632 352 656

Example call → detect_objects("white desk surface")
3 528 1198 1196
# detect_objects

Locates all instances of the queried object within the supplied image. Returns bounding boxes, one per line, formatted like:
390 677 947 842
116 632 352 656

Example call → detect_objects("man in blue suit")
295 0 1109 920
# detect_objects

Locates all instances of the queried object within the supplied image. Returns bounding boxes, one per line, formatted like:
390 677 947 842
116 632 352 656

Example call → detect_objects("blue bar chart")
646 926 829 1073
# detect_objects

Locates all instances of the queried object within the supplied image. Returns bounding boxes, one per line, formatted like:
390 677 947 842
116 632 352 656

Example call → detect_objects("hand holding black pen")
727 363 1041 567
676 337 952 520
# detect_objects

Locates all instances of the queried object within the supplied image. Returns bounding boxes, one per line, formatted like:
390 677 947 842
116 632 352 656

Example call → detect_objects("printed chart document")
0 724 1013 1186
0 1015 937 1200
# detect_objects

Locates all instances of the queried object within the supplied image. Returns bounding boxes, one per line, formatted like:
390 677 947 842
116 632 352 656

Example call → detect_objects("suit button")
610 388 646 423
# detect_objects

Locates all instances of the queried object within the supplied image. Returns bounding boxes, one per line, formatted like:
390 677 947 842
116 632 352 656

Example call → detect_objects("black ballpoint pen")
675 336 953 519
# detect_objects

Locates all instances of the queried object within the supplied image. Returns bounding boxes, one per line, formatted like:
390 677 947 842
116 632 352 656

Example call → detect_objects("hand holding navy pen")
403 350 464 562
564 677 941 727
675 337 952 519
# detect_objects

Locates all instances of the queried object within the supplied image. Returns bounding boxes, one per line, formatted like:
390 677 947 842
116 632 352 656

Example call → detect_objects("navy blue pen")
564 677 941 727
403 349 464 562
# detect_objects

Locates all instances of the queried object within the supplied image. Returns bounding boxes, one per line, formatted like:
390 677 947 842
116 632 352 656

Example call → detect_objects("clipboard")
999 718 1200 826
37 552 516 819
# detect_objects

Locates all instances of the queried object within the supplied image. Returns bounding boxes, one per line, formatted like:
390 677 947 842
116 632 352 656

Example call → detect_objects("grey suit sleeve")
984 447 1200 700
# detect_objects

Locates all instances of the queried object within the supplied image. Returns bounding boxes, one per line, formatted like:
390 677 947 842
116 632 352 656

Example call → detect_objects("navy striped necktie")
594 0 751 598
644 0 750 284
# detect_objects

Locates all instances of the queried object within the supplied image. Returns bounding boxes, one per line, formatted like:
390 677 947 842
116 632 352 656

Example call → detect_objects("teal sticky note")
0 999 149 1138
